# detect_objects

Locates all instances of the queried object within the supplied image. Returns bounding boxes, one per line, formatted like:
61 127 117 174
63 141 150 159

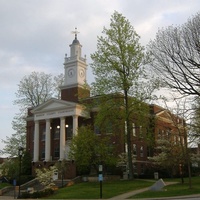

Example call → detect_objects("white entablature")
31 98 87 121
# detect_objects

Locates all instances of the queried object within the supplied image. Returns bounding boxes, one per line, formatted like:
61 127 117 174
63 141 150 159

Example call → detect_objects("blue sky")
0 0 199 153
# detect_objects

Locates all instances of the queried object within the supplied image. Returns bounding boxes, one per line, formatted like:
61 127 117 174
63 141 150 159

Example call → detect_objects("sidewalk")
108 181 199 199
109 188 200 200
109 187 149 199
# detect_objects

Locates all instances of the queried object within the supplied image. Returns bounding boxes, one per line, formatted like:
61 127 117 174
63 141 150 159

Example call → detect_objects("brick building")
26 33 187 178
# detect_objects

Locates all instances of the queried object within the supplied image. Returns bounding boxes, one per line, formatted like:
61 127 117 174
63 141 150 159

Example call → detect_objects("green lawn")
131 176 200 199
45 179 154 199
41 176 200 199
0 183 11 189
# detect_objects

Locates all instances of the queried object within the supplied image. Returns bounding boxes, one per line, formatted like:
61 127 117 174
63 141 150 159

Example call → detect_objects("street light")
59 160 64 188
18 146 24 198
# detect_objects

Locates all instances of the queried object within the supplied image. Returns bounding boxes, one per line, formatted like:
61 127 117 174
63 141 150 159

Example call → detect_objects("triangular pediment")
31 98 78 114
156 109 175 124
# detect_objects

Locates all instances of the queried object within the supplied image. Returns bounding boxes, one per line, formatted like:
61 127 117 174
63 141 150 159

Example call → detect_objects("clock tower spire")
60 28 90 102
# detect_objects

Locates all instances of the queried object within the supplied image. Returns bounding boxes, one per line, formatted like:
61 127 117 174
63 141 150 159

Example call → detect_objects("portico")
31 98 86 162
26 30 90 178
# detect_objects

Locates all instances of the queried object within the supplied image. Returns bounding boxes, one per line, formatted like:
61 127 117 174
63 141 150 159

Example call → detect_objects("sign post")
13 179 16 199
98 164 103 199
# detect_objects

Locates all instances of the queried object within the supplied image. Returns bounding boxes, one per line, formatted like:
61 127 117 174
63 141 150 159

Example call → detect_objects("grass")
44 179 154 199
0 182 11 189
130 176 200 199
40 176 200 199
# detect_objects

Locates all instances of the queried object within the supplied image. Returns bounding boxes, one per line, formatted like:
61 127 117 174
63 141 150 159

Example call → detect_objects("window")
141 164 144 174
140 146 144 157
54 126 60 139
41 147 45 159
158 129 162 139
132 123 136 136
66 124 73 139
133 144 137 156
125 121 127 135
139 126 143 138
166 128 171 139
174 136 177 144
41 126 46 141
54 146 59 158
125 143 128 153
158 129 164 139
133 163 137 174
147 147 152 157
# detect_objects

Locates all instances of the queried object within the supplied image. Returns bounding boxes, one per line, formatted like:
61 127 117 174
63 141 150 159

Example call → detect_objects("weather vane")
71 27 80 39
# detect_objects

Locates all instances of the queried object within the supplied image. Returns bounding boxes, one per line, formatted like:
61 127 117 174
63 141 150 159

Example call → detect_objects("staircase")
1 177 81 198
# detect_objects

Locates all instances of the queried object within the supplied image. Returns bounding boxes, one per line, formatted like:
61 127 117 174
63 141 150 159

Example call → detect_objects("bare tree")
14 71 63 110
148 12 200 98
155 97 192 188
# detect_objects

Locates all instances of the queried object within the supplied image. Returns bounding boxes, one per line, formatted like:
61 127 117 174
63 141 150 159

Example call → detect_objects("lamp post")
18 146 24 198
59 160 64 188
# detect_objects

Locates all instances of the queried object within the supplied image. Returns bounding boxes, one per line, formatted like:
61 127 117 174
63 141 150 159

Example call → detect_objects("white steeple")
70 28 82 57
62 28 87 88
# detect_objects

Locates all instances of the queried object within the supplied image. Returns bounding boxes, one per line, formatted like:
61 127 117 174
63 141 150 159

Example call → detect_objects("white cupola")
60 28 90 102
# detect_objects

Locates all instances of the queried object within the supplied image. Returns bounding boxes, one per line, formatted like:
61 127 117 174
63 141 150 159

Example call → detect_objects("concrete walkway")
109 187 149 199
109 188 200 200
108 181 200 200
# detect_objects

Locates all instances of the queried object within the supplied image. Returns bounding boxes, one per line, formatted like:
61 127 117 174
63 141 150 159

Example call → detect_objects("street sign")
13 179 16 186
98 174 103 181
99 165 103 172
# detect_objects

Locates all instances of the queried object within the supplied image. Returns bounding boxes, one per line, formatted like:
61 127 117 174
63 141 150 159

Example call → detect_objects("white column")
45 119 51 161
33 120 39 162
60 117 66 160
73 115 78 136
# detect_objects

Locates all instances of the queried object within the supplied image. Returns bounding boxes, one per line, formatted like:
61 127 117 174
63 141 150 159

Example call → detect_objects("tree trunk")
187 160 192 189
124 90 134 179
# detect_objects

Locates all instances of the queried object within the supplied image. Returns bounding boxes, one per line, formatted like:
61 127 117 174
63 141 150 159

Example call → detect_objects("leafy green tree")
0 72 64 157
21 151 32 176
90 11 157 179
0 150 32 184
0 158 19 182
69 126 117 175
